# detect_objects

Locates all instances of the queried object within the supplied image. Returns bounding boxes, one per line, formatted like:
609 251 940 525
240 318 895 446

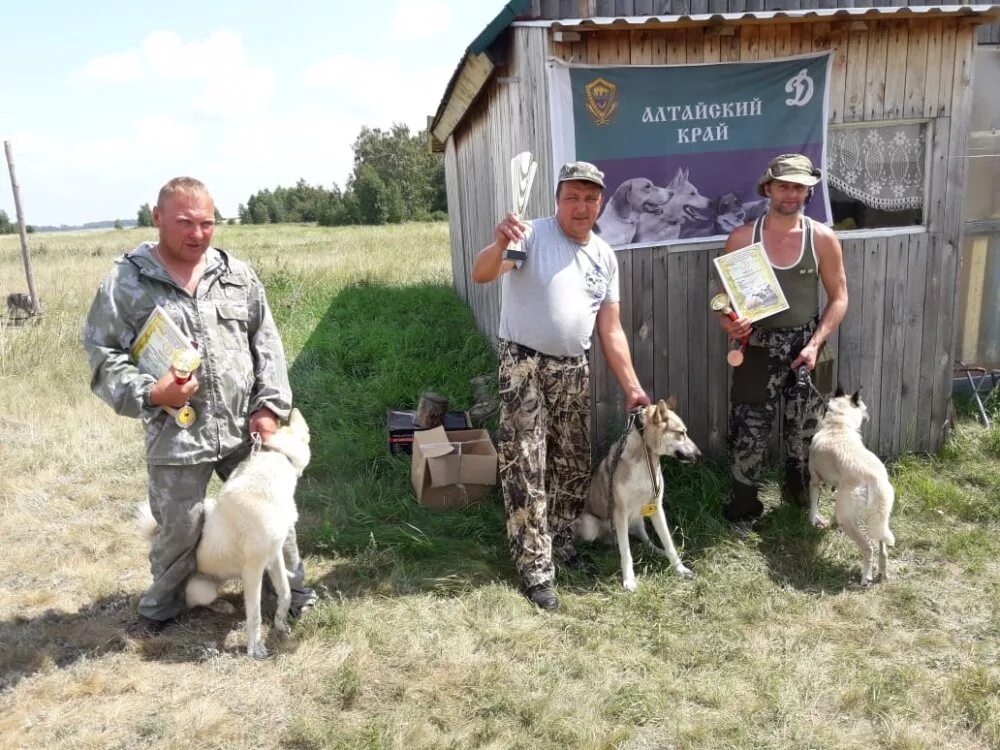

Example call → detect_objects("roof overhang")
430 4 1000 151
515 4 1000 31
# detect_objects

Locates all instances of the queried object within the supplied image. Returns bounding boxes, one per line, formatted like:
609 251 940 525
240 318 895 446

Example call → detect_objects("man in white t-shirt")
471 161 650 610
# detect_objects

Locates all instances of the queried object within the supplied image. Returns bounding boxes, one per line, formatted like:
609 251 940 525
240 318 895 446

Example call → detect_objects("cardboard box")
411 426 497 510
387 409 472 455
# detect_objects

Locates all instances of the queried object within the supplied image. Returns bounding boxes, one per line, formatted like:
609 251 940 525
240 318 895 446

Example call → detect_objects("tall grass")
1 224 999 750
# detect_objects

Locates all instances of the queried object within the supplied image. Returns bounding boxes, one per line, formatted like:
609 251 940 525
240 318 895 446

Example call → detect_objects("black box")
387 409 473 455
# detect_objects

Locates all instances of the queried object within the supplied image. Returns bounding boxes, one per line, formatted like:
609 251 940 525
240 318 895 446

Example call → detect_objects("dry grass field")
1 223 998 750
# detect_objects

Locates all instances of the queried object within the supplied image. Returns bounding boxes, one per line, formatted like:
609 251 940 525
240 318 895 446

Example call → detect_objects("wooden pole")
4 141 41 315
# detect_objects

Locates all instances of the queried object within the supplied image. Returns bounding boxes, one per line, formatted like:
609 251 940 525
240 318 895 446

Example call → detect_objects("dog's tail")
134 502 159 541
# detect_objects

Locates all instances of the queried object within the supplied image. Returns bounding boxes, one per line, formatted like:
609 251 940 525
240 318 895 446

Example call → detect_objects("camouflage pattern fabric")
728 320 829 491
82 242 292 466
497 340 591 588
141 445 315 621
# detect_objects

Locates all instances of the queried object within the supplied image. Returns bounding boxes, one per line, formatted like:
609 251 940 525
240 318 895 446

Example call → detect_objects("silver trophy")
502 151 537 262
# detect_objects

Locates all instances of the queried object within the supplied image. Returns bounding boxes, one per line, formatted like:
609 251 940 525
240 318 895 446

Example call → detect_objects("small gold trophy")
502 151 537 262
169 346 201 428
710 293 748 367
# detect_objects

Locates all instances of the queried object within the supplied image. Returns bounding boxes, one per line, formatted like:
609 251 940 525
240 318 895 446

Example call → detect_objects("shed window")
827 121 927 230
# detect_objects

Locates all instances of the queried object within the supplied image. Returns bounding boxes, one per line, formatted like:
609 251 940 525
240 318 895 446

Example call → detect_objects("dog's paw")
248 641 271 660
674 564 695 580
273 616 290 635
622 576 637 592
809 514 830 530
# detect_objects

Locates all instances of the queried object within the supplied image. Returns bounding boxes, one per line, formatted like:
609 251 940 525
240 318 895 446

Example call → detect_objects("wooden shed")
431 1 1000 459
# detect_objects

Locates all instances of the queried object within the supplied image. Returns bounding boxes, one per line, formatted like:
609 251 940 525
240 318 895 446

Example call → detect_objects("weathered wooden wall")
445 17 978 458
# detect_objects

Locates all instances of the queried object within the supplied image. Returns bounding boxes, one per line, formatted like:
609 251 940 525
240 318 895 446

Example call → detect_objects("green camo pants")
728 322 831 490
140 445 315 621
498 340 591 588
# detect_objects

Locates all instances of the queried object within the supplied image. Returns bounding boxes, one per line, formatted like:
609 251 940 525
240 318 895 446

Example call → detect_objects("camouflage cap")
757 153 822 196
557 161 605 189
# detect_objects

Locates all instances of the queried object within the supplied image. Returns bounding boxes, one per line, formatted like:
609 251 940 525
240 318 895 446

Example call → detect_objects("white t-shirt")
498 216 619 357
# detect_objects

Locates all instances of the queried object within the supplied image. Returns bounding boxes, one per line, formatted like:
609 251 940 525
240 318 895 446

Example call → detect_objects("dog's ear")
851 388 862 407
834 384 845 398
655 400 669 422
610 181 633 219
664 394 677 411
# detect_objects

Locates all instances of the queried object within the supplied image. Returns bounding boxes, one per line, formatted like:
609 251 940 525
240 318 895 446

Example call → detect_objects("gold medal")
641 503 657 518
171 347 202 384
174 404 197 429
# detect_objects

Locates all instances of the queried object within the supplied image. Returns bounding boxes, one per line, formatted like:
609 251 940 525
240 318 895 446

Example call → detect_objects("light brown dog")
576 399 701 590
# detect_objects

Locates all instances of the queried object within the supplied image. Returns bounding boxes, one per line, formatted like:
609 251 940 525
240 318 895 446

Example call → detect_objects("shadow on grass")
288 280 512 598
0 592 306 690
756 501 857 592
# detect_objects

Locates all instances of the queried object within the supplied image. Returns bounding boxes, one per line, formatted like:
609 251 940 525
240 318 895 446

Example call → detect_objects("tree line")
136 124 446 228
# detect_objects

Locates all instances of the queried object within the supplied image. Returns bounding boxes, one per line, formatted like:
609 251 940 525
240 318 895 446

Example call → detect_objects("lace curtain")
827 123 926 211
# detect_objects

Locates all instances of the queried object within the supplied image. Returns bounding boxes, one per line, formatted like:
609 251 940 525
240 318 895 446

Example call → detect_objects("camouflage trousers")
497 340 591 588
728 321 829 490
139 445 315 621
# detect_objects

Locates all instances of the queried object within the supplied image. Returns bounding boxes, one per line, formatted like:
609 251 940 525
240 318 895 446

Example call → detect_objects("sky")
0 0 505 226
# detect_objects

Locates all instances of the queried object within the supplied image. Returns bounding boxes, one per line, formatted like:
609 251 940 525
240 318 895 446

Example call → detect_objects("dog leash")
606 407 660 531
249 431 263 456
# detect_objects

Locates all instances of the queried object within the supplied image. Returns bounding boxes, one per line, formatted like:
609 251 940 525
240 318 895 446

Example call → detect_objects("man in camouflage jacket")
82 176 316 636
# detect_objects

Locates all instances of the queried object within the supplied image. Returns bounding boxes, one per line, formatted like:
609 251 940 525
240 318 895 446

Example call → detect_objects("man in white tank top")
472 161 650 610
717 154 848 526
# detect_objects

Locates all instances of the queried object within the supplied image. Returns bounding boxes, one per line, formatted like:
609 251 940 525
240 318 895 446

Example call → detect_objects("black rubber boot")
524 582 559 611
781 467 810 508
723 481 764 524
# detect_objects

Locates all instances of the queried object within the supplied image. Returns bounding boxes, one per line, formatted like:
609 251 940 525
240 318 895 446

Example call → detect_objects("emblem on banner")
784 68 815 107
584 77 618 125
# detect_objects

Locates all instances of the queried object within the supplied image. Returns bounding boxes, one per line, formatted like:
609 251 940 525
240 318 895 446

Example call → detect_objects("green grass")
2 223 999 750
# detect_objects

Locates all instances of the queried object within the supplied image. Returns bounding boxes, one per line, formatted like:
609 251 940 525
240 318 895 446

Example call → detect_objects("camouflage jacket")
81 242 292 466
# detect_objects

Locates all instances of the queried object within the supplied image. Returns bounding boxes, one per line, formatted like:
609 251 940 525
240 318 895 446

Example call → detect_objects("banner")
548 53 832 248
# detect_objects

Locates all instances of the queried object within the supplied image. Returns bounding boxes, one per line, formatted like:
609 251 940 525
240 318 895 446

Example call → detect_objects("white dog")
138 408 311 658
808 389 896 586
576 399 701 590
595 177 673 246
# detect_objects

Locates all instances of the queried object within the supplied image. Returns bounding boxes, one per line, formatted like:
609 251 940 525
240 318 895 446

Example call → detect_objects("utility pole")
4 140 41 315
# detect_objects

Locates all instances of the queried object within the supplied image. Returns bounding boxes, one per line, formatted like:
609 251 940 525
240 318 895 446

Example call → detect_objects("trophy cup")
502 151 537 262
168 346 201 428
710 293 748 367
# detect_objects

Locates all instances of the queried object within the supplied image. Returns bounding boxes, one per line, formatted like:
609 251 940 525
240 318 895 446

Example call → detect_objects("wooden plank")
859 236 887 449
788 22 807 57
615 0 636 15
704 27 721 64
882 20 908 120
444 137 467 304
613 249 635 418
916 232 943 449
827 22 849 124
922 18 943 119
709 0 728 14
519 28 555 219
843 22 868 122
720 26 740 63
863 21 890 122
595 0 614 15
632 248 656 400
739 23 760 61
934 20 957 118
653 246 672 403
930 23 976 450
667 251 690 414
666 27 687 65
686 26 705 64
926 116 949 235
774 23 792 59
878 233 908 457
707 246 729 456
686 248 710 448
837 237 865 396
635 0 655 14
759 22 776 61
650 29 669 65
899 232 927 453
631 28 653 65
902 20 928 119
690 0 708 14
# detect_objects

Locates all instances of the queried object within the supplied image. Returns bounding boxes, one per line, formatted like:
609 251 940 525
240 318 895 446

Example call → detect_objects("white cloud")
303 53 452 130
75 51 143 83
388 0 454 40
73 30 275 119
